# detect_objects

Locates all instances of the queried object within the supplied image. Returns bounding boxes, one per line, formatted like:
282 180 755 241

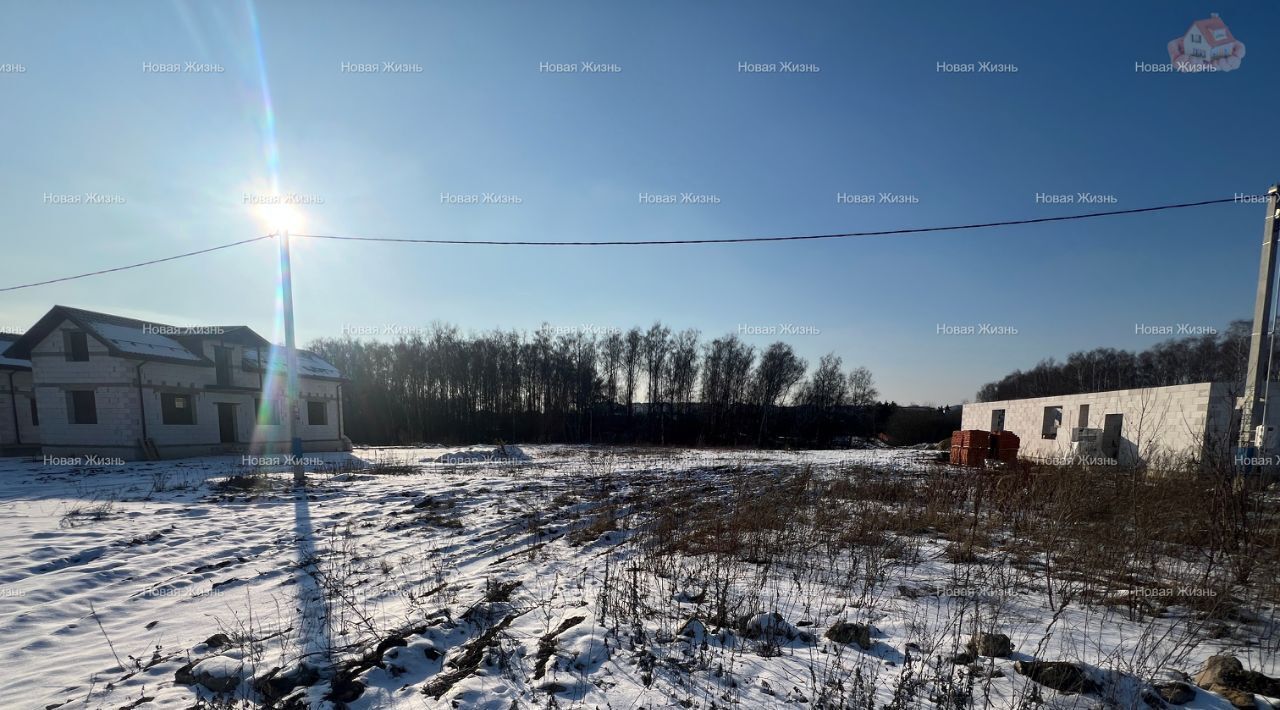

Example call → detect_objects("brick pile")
950 429 989 467
991 431 1020 463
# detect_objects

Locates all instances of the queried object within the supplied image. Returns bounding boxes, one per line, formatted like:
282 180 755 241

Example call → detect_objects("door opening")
1101 413 1122 460
217 403 237 444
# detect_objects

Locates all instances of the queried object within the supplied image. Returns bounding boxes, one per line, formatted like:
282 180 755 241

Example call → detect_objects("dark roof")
0 336 31 370
1 306 341 378
2 306 211 366
242 346 343 380
172 325 271 353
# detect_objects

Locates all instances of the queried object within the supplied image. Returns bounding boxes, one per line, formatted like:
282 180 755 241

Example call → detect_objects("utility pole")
279 229 305 485
1238 185 1280 463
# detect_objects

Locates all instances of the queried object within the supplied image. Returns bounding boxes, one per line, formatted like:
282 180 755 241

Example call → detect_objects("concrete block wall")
129 356 342 458
137 359 216 451
193 339 267 389
295 383 341 444
36 384 142 455
231 375 341 451
32 323 144 455
961 382 1233 466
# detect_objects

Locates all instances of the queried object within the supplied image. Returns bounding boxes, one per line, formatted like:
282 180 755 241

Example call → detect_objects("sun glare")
253 199 306 235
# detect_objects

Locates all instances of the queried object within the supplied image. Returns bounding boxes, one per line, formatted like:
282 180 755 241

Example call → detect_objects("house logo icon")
1168 13 1245 72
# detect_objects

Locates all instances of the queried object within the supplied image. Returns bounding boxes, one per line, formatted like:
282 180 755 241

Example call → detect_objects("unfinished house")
1 306 346 460
961 383 1243 466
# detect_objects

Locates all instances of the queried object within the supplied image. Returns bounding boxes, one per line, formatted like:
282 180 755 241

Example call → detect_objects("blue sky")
0 1 1276 404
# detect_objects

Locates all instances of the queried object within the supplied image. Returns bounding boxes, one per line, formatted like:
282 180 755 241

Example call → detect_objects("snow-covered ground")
0 446 1273 709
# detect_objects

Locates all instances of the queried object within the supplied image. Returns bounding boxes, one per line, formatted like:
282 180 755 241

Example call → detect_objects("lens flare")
253 200 306 236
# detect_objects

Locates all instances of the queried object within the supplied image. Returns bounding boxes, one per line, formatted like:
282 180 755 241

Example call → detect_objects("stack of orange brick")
992 431 1020 463
950 430 989 467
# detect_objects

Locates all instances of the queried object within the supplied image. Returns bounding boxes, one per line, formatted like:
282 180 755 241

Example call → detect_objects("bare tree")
798 353 848 444
800 354 847 411
700 335 755 442
642 323 672 435
752 342 807 445
847 366 879 406
313 324 883 447
622 327 644 421
599 331 623 407
666 329 700 416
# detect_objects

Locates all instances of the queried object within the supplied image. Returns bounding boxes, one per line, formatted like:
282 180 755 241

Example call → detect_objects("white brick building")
961 383 1244 466
1 306 347 460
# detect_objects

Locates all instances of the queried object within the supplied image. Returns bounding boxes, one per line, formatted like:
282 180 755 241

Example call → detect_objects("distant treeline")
310 323 950 447
976 320 1252 402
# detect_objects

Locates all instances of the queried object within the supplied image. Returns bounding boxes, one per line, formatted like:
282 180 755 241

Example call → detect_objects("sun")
253 198 306 235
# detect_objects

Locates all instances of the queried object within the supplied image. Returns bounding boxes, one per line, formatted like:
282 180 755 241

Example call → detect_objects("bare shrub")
60 500 116 527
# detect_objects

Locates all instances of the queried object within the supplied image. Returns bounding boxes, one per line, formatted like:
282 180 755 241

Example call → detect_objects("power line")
0 195 1262 293
0 235 275 293
292 196 1260 246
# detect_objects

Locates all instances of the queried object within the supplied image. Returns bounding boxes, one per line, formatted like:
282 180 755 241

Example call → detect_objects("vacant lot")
0 446 1275 709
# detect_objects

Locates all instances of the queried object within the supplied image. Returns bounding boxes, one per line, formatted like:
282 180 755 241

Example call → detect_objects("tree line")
309 323 897 447
976 320 1253 402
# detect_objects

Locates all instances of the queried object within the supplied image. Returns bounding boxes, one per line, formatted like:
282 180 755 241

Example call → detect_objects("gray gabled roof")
2 306 210 366
0 336 31 370
242 347 342 380
1 306 342 379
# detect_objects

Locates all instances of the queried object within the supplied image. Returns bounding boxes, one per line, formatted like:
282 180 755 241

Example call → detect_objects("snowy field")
0 445 1275 709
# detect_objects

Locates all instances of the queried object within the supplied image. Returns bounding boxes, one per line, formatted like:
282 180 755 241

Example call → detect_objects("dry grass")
628 460 1279 641
187 454 1279 708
